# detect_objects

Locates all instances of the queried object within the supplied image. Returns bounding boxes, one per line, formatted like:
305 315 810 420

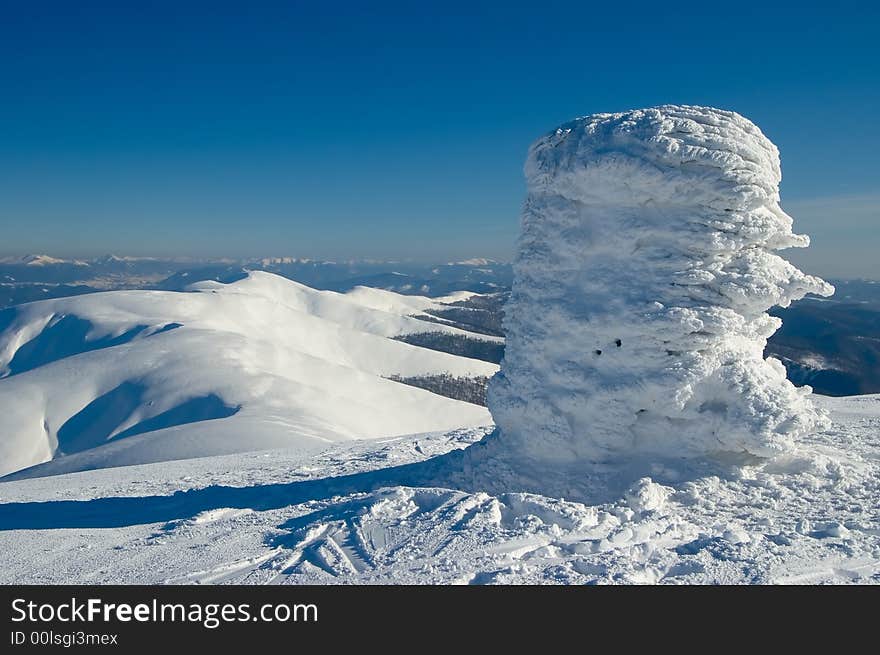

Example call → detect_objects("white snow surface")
0 107 873 586
0 394 877 585
487 106 835 492
340 285 478 316
0 272 496 478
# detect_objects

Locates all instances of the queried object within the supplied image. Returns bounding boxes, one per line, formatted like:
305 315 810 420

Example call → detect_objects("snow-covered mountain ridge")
1 106 876 586
0 271 497 478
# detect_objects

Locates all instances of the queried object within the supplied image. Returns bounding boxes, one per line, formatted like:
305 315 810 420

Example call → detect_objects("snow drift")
486 105 834 483
0 272 497 478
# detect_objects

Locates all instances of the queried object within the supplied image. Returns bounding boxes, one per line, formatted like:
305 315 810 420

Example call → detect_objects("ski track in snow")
0 396 878 585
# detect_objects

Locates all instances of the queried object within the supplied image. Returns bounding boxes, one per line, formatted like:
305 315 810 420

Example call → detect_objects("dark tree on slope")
393 332 504 364
388 374 490 406
414 292 509 337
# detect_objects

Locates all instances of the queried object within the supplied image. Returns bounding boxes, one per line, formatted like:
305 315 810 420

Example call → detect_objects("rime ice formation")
486 105 834 476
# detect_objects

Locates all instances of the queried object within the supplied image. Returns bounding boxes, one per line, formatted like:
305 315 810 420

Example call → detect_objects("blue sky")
1 1 877 277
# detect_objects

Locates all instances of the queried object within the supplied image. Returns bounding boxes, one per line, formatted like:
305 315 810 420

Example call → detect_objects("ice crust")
486 105 834 475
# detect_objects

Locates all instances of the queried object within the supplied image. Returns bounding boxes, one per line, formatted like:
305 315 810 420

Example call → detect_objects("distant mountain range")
766 279 880 396
0 255 876 397
0 254 513 303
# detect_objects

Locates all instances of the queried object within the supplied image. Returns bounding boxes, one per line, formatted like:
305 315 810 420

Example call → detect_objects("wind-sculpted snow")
485 106 834 493
0 272 496 477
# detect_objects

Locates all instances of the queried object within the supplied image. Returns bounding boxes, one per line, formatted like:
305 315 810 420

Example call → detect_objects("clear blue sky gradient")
1 1 878 276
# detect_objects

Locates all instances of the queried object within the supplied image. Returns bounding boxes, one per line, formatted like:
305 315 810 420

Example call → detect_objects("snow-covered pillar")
487 106 833 474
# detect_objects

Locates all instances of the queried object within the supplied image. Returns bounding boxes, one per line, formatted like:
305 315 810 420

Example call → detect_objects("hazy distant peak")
0 254 89 267
450 258 497 266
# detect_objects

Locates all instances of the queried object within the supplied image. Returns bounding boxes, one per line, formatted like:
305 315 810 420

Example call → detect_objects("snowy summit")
0 107 877 586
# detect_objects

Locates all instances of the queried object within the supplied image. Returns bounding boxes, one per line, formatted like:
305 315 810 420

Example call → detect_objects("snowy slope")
341 285 477 315
0 394 876 585
0 272 496 478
